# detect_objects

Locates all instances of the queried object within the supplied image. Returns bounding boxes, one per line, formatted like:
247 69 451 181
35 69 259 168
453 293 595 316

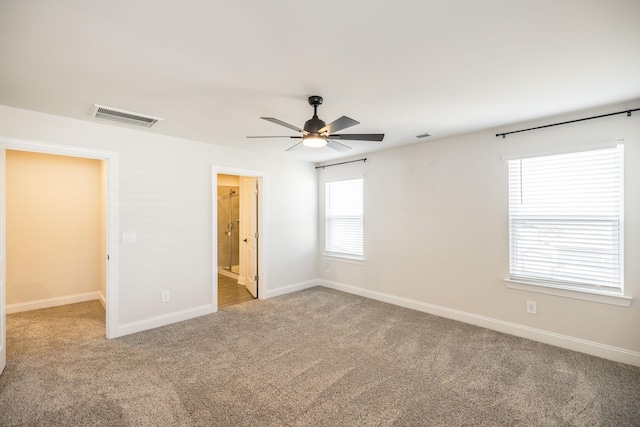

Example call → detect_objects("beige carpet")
1 287 639 426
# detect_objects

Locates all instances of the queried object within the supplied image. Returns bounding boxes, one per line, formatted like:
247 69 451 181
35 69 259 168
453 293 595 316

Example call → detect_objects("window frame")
323 177 365 261
503 141 631 307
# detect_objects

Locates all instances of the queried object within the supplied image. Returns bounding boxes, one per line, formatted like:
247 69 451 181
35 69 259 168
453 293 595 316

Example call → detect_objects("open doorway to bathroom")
217 174 256 308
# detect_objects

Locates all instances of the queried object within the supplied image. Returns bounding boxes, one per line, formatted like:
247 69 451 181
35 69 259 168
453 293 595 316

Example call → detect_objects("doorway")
5 150 106 314
0 138 118 377
217 174 250 308
213 167 264 309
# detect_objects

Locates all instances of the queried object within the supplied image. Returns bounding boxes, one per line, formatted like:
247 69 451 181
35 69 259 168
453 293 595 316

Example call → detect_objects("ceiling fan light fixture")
303 135 326 148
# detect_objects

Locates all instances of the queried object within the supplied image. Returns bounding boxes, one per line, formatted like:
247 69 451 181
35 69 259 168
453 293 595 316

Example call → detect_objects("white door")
0 149 6 375
241 177 258 298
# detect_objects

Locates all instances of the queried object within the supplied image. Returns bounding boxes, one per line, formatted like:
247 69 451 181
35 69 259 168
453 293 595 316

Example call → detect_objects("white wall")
0 105 318 330
319 101 640 359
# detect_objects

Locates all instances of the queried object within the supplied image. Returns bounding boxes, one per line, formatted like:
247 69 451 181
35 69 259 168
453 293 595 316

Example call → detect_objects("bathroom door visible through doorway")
240 176 258 298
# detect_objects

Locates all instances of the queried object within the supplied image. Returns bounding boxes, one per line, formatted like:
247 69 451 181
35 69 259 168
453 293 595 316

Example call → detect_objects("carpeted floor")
1 287 639 426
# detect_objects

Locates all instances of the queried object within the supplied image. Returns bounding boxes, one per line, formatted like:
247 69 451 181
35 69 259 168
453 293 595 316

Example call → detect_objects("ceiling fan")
247 96 384 152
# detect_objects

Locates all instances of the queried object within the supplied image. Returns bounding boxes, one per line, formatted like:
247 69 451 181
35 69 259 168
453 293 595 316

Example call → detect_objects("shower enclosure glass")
217 186 240 274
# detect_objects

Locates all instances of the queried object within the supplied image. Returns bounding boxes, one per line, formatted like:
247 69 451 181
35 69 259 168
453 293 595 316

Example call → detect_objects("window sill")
505 279 632 307
323 254 366 265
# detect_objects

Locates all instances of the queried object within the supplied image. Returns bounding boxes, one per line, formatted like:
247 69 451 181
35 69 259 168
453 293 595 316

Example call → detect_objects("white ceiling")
1 1 639 163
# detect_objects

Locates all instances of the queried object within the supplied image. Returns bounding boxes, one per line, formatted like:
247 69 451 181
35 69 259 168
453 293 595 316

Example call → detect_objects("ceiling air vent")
91 104 163 128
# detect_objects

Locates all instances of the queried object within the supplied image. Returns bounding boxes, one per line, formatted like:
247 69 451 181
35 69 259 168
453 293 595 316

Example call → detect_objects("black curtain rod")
496 108 640 138
315 158 367 169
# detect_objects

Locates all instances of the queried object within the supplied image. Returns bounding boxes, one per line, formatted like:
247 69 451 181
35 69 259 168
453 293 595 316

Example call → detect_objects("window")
325 178 364 258
508 145 623 293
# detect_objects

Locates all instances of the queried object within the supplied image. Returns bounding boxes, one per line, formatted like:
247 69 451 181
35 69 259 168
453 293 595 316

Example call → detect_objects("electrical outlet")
325 262 330 272
162 290 170 303
526 300 537 314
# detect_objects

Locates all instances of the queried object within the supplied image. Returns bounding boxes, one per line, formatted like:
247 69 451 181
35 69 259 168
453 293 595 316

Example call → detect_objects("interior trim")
115 304 215 338
6 292 101 314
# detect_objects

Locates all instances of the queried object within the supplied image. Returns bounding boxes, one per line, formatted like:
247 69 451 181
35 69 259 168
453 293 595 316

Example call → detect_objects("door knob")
243 238 248 243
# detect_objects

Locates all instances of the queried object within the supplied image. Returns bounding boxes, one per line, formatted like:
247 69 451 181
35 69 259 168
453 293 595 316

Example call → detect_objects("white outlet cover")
527 300 537 314
122 231 137 243
162 290 170 302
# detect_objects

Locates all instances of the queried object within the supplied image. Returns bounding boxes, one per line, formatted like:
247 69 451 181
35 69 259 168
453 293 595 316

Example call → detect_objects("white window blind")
508 145 623 291
325 178 364 257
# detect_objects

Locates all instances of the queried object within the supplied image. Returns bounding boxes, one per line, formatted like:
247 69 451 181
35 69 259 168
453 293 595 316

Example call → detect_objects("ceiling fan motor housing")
304 116 326 134
305 96 326 134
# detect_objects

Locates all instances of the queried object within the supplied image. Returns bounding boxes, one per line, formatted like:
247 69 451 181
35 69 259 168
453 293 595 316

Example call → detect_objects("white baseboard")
319 279 640 367
6 291 101 314
218 268 239 280
114 304 215 338
99 292 106 309
115 279 317 337
264 279 320 299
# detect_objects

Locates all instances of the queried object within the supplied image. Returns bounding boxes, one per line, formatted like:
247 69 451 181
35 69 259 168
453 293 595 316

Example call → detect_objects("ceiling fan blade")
285 141 304 151
261 117 306 134
328 133 385 141
326 139 352 152
319 116 359 134
246 136 303 139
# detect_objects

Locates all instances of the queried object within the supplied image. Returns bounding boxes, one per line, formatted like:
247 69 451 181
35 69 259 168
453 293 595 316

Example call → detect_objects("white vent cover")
91 104 163 128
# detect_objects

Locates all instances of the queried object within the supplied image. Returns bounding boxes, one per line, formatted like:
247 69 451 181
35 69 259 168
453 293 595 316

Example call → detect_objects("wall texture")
0 105 318 333
319 101 640 358
6 150 104 305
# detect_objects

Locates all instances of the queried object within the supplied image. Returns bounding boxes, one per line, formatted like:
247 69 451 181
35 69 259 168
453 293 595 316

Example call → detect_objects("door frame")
0 136 119 339
212 166 266 308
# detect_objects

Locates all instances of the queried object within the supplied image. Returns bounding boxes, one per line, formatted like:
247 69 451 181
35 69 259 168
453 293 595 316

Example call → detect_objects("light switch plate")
122 231 137 243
